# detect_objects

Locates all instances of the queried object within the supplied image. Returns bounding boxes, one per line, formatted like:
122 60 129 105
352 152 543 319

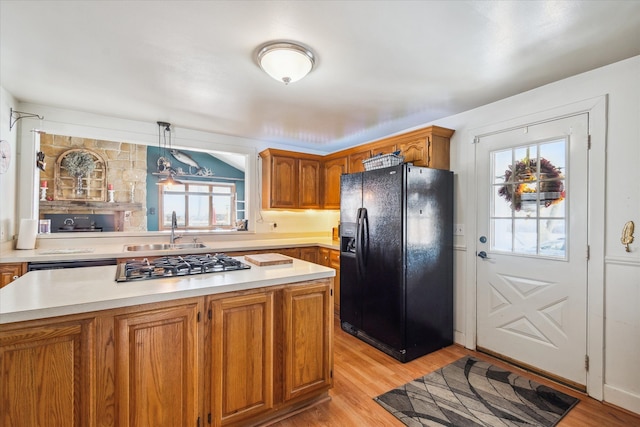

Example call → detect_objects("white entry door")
476 114 589 387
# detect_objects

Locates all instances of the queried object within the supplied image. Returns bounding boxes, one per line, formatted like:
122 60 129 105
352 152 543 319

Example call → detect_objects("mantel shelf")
39 201 143 211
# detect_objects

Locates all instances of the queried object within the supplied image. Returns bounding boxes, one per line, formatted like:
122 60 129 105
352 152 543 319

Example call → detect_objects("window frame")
158 180 237 231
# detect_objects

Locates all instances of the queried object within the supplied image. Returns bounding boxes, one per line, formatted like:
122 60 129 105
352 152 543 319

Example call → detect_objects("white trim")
465 95 607 400
604 385 640 415
605 256 640 267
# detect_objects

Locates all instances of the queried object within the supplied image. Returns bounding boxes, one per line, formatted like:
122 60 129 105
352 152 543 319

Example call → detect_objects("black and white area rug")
374 356 579 427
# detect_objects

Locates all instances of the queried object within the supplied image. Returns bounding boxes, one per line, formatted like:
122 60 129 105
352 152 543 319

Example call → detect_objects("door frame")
463 95 607 399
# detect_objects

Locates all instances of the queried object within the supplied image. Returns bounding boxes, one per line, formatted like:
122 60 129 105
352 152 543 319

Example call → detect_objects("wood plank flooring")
271 318 640 427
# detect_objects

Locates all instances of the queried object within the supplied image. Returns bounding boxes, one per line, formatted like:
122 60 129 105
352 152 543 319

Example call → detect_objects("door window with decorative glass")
491 139 567 258
159 182 236 230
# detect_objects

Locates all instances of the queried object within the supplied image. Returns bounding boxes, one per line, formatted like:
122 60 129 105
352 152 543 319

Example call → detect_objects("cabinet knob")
12 275 19 280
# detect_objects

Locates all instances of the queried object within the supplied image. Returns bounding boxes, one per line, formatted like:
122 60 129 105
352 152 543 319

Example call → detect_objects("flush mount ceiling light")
257 41 315 85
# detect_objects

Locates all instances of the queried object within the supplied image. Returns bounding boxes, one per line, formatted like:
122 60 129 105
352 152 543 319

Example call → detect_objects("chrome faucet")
170 211 182 244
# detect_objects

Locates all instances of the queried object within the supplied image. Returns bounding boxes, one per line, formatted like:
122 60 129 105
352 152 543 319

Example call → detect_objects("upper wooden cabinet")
260 149 322 209
347 149 371 174
342 126 454 171
260 126 454 210
322 156 348 209
393 126 454 170
299 158 322 209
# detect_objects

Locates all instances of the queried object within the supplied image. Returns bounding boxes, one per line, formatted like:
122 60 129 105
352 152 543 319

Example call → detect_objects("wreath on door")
498 157 565 211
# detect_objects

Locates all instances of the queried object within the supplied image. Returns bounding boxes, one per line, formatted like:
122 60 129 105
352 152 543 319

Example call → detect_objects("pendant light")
156 121 182 186
257 41 315 85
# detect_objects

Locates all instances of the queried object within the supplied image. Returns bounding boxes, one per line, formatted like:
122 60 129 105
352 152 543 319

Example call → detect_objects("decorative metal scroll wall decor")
9 108 44 130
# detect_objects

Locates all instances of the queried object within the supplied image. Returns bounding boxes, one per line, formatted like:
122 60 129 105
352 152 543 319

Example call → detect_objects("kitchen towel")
16 219 39 249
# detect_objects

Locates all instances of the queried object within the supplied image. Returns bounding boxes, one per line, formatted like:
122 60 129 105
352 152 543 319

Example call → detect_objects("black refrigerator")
339 164 453 362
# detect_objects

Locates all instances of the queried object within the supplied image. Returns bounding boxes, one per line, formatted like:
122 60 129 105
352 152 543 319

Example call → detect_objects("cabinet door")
348 149 371 173
283 281 333 402
398 137 428 166
323 156 347 209
299 158 321 209
318 247 331 267
114 302 200 427
0 318 94 427
329 250 341 316
209 292 274 425
276 247 300 258
270 156 298 208
0 263 26 288
299 247 318 264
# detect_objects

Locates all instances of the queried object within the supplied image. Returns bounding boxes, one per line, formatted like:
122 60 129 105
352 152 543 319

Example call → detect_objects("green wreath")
62 151 96 177
498 157 564 211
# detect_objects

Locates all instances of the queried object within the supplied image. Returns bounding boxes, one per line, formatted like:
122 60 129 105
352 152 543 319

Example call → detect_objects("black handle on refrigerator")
361 208 369 267
355 208 364 280
355 208 369 281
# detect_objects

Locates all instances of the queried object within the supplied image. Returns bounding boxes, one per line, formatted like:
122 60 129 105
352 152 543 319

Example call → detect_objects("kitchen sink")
124 243 208 252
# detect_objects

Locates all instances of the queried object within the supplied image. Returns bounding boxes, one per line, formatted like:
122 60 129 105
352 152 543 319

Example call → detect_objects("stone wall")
39 134 148 232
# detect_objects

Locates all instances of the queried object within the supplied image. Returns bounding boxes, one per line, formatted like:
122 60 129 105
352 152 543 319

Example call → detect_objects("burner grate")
115 253 251 282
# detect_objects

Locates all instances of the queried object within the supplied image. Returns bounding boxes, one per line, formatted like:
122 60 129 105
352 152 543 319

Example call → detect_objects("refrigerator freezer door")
340 172 363 330
360 165 405 351
340 172 363 226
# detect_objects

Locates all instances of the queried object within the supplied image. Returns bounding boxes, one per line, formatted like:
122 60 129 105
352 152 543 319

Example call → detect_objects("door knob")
477 251 491 259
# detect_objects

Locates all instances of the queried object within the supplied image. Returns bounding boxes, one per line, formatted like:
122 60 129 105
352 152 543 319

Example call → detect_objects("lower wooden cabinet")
318 247 341 315
0 263 27 288
299 246 318 263
283 281 333 402
0 317 95 427
114 302 201 427
329 250 341 316
1 280 332 426
208 292 274 426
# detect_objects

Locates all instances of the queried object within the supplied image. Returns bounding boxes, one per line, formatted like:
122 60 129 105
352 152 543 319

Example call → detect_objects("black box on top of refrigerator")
339 163 453 362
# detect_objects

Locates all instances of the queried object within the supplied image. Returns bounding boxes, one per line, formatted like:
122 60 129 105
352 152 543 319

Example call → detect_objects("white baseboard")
454 330 466 346
604 384 640 415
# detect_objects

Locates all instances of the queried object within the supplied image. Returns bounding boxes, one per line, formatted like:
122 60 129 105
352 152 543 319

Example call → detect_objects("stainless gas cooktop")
115 253 251 282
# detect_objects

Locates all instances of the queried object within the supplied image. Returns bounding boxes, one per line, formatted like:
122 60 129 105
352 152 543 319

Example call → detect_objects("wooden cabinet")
208 292 274 425
0 263 26 288
0 317 95 427
1 280 333 426
299 246 318 263
395 126 454 170
329 250 341 316
260 149 322 209
259 126 453 210
276 247 301 258
322 156 348 209
299 158 322 209
114 301 201 427
283 281 333 402
318 248 341 315
347 149 371 174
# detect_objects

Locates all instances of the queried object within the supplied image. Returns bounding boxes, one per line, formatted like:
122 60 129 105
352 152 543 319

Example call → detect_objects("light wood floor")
272 318 640 427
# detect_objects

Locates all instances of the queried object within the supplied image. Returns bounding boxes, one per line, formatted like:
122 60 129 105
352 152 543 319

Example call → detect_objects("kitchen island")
0 257 335 427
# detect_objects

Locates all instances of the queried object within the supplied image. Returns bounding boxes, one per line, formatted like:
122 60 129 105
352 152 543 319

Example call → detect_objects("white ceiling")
2 1 639 153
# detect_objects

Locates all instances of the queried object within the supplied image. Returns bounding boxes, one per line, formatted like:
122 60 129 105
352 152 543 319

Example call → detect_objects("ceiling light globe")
258 42 315 85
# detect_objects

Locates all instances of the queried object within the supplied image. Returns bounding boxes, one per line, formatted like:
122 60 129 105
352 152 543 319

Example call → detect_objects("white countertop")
0 236 340 263
0 257 335 325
